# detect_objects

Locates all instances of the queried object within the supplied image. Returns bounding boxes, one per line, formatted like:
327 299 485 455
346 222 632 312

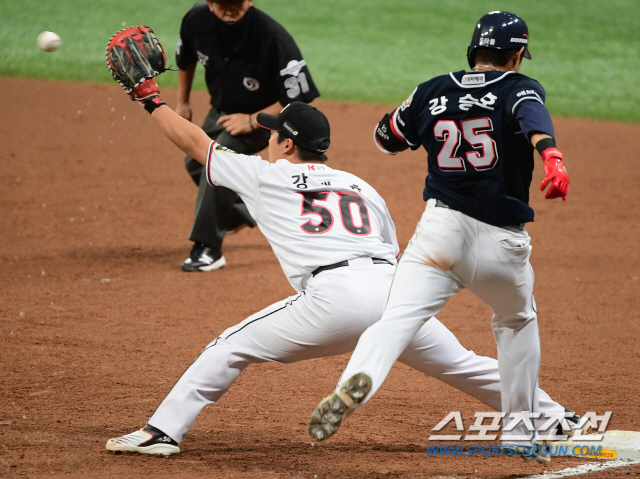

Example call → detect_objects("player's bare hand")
540 148 569 200
175 103 193 122
217 113 254 136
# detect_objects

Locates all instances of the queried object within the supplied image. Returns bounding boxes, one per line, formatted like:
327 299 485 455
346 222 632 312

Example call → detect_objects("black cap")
257 102 330 158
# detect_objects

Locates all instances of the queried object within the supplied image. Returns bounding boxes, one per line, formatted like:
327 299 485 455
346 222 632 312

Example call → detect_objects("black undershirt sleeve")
515 100 555 142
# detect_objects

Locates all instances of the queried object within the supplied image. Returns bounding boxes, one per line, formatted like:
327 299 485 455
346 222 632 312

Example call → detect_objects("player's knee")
492 310 537 327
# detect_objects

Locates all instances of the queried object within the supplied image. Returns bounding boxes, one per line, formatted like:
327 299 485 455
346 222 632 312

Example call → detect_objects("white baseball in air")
37 31 62 52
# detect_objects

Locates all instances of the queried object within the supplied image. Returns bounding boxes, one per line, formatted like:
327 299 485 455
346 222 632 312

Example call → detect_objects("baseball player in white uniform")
105 97 576 455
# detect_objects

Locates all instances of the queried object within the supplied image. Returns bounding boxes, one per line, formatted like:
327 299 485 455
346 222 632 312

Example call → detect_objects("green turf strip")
1 0 638 121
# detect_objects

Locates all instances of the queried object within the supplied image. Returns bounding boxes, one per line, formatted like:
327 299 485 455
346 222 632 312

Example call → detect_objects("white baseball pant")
149 255 557 443
338 200 542 446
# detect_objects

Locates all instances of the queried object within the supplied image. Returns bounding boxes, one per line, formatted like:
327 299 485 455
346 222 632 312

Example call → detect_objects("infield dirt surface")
2 77 640 478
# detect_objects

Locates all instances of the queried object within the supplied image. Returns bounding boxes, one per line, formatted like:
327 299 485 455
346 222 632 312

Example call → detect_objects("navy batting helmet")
467 11 531 69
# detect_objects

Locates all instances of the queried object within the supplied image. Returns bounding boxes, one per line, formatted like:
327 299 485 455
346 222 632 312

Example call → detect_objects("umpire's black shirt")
177 3 320 113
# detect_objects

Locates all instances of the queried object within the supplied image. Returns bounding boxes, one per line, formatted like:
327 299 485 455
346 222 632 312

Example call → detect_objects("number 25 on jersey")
434 117 498 171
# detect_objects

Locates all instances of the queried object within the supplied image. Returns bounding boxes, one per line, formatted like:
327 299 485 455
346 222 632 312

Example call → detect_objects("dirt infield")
1 77 639 478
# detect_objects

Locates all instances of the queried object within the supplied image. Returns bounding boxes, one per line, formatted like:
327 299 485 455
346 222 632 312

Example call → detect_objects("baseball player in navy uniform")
104 63 577 453
309 12 570 463
176 0 320 271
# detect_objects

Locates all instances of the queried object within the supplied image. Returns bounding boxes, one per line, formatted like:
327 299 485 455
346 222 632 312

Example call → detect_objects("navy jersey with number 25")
392 70 553 227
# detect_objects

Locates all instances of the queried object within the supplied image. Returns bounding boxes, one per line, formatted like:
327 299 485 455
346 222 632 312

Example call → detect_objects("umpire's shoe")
309 373 372 441
106 424 180 455
181 243 226 272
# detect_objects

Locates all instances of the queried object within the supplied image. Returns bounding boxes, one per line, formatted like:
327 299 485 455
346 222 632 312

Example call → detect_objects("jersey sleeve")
506 78 555 141
270 29 320 105
506 78 546 113
515 100 555 140
393 87 422 149
176 9 198 70
205 141 270 215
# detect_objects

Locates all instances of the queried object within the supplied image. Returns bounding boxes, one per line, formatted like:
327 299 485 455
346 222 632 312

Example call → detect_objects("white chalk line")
522 459 640 478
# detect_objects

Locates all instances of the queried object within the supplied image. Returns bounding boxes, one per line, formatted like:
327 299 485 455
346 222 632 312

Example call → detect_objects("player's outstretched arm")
149 104 211 165
105 26 211 165
531 133 570 201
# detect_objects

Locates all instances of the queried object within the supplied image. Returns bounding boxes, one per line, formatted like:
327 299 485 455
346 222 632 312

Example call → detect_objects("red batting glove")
539 147 570 200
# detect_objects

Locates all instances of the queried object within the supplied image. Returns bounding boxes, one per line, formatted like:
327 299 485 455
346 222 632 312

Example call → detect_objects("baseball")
37 31 61 52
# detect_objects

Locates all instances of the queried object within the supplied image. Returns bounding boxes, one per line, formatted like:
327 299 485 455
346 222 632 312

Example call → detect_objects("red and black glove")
106 26 166 112
539 147 569 200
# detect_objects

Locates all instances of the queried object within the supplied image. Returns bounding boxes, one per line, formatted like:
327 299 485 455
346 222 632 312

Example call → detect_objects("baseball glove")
105 26 166 101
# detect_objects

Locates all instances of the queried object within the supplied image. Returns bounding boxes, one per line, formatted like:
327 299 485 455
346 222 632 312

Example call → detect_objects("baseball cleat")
309 373 372 441
181 243 226 272
556 408 591 437
515 444 552 464
106 424 180 455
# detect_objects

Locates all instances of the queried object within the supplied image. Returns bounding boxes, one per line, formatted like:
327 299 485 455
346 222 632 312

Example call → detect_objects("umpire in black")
176 0 320 271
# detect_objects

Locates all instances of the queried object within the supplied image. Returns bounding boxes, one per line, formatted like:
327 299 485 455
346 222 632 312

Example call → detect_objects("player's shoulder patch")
399 87 418 111
506 75 547 114
214 143 239 154
515 88 542 100
403 74 448 110
509 74 546 102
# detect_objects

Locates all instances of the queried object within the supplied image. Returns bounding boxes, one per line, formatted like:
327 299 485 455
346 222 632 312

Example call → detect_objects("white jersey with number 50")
205 141 399 291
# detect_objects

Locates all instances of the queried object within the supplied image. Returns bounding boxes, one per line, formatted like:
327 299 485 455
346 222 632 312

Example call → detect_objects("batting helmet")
467 11 532 69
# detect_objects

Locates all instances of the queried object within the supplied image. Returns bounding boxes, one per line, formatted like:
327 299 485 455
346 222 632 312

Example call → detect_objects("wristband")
535 137 556 156
142 96 166 114
248 113 254 130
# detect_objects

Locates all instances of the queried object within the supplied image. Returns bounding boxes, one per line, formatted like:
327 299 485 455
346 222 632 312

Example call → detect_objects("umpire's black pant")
184 107 270 256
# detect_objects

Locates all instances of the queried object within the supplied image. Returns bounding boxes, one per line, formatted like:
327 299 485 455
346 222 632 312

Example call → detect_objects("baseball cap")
257 102 331 159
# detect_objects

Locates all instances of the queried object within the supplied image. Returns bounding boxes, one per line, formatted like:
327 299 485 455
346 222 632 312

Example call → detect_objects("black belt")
312 258 392 277
434 199 525 232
